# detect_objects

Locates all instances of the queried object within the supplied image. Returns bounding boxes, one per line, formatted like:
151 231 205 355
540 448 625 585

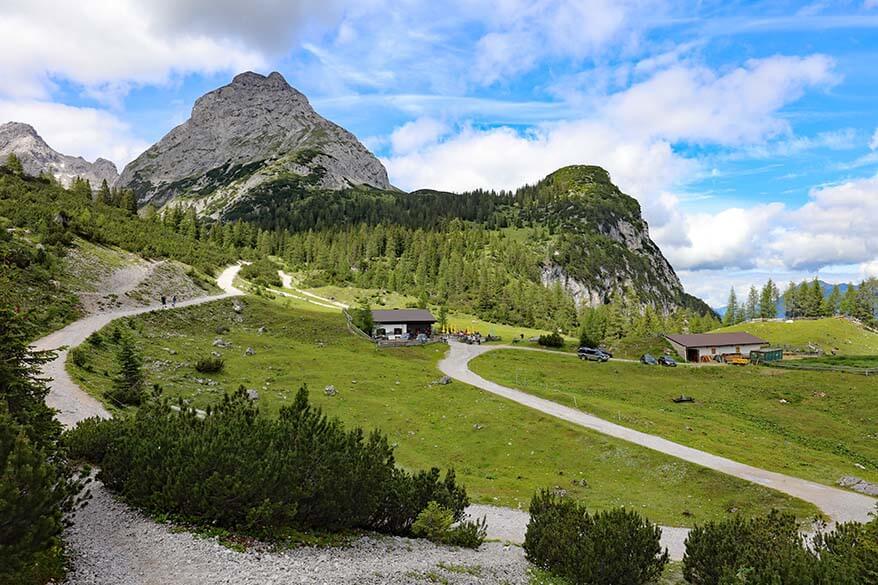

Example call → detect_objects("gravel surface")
439 341 877 525
64 480 529 585
466 504 689 561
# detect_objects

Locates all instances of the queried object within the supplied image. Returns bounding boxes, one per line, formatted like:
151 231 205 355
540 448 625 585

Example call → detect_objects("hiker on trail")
161 295 166 308
172 295 177 308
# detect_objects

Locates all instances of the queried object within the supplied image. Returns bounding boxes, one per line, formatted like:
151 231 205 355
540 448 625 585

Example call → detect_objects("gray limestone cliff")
118 71 391 215
0 122 118 188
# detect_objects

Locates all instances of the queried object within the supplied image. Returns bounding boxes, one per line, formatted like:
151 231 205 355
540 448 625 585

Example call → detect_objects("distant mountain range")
0 121 118 188
0 71 714 316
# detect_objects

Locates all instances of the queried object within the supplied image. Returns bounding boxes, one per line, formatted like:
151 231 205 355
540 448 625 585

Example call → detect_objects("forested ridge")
1 157 715 341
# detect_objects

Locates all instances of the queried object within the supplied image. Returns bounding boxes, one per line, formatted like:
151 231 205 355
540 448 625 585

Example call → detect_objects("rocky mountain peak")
119 71 391 213
0 121 118 188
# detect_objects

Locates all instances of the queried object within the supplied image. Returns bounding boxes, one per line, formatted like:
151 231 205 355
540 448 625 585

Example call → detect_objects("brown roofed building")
664 332 768 363
371 309 436 340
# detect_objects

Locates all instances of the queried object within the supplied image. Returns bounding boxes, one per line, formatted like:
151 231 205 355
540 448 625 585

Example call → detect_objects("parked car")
598 347 613 358
578 347 609 362
640 353 658 365
658 355 677 367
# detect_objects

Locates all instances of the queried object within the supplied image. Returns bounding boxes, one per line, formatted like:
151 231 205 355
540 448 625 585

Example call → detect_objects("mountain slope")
0 122 118 188
118 71 391 214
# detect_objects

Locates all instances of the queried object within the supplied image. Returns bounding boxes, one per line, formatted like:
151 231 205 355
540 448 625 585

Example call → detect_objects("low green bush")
538 333 564 348
64 386 468 538
62 416 121 463
194 356 224 374
68 345 88 368
411 500 453 541
682 510 869 585
524 489 667 585
411 501 487 549
445 516 487 549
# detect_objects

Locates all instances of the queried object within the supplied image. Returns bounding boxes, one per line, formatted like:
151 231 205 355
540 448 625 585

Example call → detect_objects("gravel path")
34 265 244 428
439 341 877 525
65 481 529 585
277 270 350 309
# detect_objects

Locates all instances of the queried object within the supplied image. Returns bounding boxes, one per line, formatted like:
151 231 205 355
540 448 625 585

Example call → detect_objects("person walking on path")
171 295 177 308
161 295 166 308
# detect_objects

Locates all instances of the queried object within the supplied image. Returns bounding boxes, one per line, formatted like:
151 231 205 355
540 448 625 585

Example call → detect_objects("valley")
2 62 877 585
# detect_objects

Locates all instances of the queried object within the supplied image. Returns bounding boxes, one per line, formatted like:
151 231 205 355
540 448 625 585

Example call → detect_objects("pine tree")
840 284 857 316
723 288 738 326
604 292 627 341
783 281 797 318
437 305 448 332
745 286 759 321
97 179 112 205
120 189 138 215
0 309 74 582
579 306 607 347
759 279 778 319
825 285 841 317
3 152 24 175
108 336 145 406
808 279 824 318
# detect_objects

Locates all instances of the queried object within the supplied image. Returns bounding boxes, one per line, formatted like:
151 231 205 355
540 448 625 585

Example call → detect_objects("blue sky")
2 0 878 305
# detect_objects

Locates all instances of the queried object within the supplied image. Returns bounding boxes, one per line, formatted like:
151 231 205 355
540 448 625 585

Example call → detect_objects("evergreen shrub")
524 489 668 585
538 332 564 348
194 356 224 373
64 386 468 537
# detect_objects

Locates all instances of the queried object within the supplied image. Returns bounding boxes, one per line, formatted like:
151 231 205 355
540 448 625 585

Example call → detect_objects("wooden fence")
341 309 374 342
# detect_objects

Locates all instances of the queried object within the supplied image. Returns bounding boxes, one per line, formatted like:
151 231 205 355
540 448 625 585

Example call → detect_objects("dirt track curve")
439 340 877 525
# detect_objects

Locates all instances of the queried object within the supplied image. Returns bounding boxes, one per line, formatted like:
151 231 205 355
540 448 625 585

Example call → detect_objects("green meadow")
470 349 878 488
67 294 816 526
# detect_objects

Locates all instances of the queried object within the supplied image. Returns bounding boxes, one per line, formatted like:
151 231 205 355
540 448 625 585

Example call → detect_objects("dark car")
640 353 658 365
658 355 677 367
578 347 609 362
598 346 613 358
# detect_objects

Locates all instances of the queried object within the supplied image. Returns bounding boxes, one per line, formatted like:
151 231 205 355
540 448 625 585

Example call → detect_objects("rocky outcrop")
529 166 687 312
0 122 118 188
118 71 391 215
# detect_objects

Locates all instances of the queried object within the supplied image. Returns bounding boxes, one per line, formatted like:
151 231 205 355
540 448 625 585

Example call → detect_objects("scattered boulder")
245 346 255 356
215 325 229 335
472 423 484 431
233 301 245 314
211 351 222 358
432 375 452 385
571 478 588 488
324 385 337 397
212 338 231 348
246 389 259 401
552 486 568 497
837 476 878 496
257 326 267 334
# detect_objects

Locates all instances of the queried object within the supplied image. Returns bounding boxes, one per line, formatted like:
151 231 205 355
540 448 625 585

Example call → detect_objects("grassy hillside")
470 349 878 489
713 318 878 355
66 295 815 526
299 282 575 343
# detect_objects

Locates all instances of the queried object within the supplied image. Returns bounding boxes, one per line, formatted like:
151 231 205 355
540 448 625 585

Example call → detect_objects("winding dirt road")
34 265 244 428
439 340 877 525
